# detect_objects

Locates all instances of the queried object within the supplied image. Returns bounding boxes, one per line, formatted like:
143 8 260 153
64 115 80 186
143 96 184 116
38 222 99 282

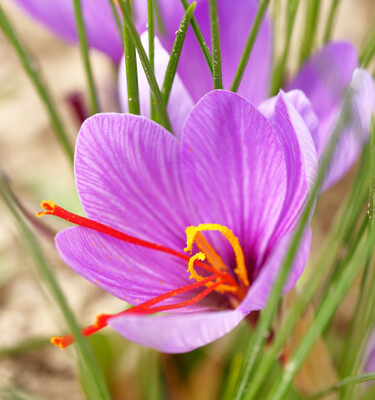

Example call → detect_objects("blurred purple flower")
39 90 317 353
11 0 374 188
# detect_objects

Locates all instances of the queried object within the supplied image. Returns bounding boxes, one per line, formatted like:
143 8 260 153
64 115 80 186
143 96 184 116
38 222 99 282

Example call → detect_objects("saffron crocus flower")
13 0 372 188
38 90 317 353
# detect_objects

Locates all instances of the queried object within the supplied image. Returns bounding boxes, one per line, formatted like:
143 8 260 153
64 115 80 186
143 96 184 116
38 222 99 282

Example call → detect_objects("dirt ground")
0 1 375 399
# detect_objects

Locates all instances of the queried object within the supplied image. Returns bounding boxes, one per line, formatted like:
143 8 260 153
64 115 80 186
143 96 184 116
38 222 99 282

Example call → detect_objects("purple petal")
118 33 194 138
259 90 320 152
158 0 272 105
75 113 194 250
108 309 245 353
181 90 287 272
12 0 123 62
238 228 312 313
259 91 318 251
56 226 219 310
287 41 358 156
321 69 375 191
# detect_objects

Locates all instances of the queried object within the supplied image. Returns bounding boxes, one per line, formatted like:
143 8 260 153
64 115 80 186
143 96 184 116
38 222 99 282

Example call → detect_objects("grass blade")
323 0 341 42
0 4 73 162
0 177 112 400
73 0 100 115
308 371 375 400
118 0 172 132
208 0 223 89
230 0 270 93
148 0 156 120
179 0 213 76
121 0 140 115
299 0 322 64
161 2 196 105
271 0 300 95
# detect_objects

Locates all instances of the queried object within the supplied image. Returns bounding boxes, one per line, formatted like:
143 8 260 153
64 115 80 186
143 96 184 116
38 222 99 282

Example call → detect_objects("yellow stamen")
194 232 227 272
184 224 249 287
186 251 237 294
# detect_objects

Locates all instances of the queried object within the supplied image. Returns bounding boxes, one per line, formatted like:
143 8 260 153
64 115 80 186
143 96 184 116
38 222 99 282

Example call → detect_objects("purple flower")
38 90 317 353
12 0 374 187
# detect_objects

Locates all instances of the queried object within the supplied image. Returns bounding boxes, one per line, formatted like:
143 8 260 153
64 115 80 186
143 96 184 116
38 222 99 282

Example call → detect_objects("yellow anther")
184 224 249 287
186 251 237 294
187 252 206 281
193 232 227 272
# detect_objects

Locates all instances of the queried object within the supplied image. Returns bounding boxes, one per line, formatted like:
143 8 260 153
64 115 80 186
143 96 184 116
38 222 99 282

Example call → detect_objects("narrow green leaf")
108 0 123 39
179 0 213 75
360 22 375 68
161 3 196 105
308 372 375 400
323 0 341 43
339 116 375 400
299 0 322 64
267 91 375 400
73 0 100 114
0 5 73 162
118 0 172 132
208 0 223 89
271 0 300 95
0 337 50 358
0 177 112 400
230 70 370 400
121 0 140 115
148 0 156 120
230 0 270 93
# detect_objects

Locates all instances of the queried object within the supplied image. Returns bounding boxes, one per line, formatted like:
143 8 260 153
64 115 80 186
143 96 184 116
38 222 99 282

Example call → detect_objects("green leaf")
73 0 100 114
0 4 73 162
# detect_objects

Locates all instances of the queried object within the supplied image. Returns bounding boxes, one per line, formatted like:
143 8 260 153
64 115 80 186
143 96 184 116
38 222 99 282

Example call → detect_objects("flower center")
37 200 248 349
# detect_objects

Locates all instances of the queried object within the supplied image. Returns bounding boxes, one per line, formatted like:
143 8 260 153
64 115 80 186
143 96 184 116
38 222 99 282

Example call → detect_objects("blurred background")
0 1 375 399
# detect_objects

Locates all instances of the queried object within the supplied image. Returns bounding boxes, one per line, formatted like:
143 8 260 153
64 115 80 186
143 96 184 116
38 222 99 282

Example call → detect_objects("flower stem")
161 2 196 106
208 0 222 89
0 5 73 162
230 0 270 93
118 0 172 132
179 0 213 76
72 0 100 115
121 0 140 115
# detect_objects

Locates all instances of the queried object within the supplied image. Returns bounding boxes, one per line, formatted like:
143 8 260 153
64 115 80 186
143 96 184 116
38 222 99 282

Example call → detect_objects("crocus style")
38 90 317 353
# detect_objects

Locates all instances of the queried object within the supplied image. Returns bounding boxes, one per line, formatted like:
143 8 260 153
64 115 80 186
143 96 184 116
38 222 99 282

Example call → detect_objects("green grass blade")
230 69 371 400
121 0 140 115
179 0 213 75
118 0 172 132
267 95 375 400
299 0 322 64
323 0 341 42
161 3 196 105
308 371 375 400
271 0 300 95
0 4 73 162
230 0 270 93
0 177 112 400
73 0 100 115
208 0 223 89
148 0 156 120
360 21 375 68
108 0 122 38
